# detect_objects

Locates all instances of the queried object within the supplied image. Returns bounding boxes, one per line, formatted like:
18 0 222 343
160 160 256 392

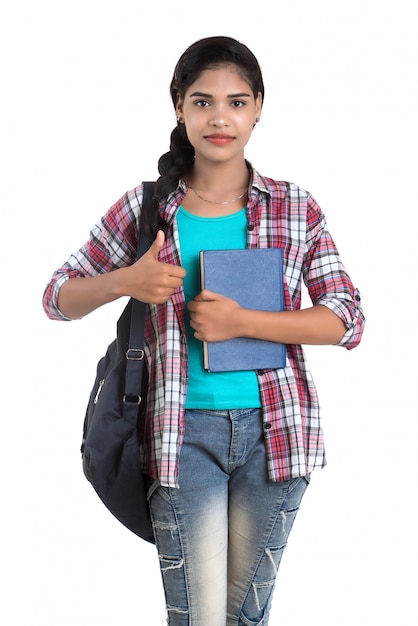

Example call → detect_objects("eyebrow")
188 91 252 99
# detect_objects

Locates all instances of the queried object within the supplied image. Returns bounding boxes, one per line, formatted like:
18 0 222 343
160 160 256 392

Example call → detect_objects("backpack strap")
137 181 156 258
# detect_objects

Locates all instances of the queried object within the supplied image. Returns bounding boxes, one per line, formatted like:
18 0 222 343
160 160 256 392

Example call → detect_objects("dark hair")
141 36 265 238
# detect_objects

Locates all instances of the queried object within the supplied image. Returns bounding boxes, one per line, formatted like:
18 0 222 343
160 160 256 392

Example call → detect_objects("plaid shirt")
43 168 365 487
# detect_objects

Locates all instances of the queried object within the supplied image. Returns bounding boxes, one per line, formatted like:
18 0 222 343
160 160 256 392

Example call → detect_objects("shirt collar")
250 167 271 195
163 162 271 222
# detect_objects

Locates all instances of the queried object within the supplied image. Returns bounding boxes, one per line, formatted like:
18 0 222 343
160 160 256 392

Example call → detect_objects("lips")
204 134 234 145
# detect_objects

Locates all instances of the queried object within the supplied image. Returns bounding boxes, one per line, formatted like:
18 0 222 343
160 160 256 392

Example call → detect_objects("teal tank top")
177 206 261 409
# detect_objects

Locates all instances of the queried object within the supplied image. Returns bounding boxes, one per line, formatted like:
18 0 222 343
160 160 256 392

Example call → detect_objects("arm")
188 291 346 345
42 186 188 321
239 303 346 344
58 231 186 319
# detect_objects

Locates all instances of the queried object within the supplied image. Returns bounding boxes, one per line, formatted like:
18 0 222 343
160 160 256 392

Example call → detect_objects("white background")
1 1 417 624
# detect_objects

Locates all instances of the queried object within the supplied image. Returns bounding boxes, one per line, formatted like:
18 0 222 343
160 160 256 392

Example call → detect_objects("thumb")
148 230 165 259
194 290 218 301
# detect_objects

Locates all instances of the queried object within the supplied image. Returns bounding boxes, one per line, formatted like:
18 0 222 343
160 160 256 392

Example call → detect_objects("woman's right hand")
121 230 186 304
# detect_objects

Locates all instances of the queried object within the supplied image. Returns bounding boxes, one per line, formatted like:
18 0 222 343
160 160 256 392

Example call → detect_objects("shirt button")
247 224 254 231
355 293 361 301
264 422 272 430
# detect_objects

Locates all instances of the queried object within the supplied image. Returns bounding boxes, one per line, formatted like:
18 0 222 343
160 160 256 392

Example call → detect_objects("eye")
231 100 246 107
194 99 210 107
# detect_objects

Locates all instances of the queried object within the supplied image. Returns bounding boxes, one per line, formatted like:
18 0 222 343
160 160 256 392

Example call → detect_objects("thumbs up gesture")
127 230 186 304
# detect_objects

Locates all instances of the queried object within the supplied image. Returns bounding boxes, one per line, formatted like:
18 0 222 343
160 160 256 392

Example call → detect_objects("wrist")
109 266 130 299
236 307 254 338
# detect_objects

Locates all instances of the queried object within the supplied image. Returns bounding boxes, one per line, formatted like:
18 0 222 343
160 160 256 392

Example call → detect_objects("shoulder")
93 184 146 247
114 182 154 227
125 183 146 210
251 168 311 201
250 168 324 224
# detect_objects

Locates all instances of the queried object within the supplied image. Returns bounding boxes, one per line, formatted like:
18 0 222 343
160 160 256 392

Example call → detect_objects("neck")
187 157 250 195
182 159 251 217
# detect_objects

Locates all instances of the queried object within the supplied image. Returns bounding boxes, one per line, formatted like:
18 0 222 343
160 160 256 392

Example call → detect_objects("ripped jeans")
147 409 310 626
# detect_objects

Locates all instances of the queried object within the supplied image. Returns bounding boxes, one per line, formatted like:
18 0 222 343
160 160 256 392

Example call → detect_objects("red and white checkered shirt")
43 167 365 487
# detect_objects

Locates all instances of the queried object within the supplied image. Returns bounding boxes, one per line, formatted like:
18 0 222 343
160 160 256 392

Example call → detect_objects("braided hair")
141 36 265 239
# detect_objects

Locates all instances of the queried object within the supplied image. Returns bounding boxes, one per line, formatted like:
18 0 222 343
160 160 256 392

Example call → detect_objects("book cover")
199 248 286 372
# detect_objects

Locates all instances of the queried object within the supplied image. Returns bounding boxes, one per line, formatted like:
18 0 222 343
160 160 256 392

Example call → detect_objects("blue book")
199 248 287 372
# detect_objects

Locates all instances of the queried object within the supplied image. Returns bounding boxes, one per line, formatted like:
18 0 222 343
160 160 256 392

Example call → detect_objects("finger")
169 264 187 279
187 299 201 311
147 231 186 279
194 290 218 301
148 230 165 259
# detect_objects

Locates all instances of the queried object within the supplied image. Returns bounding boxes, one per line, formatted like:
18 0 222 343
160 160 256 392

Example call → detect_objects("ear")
255 92 263 119
175 93 184 119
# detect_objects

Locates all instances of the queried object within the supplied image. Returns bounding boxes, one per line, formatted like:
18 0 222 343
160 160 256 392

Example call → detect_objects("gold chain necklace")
187 185 247 206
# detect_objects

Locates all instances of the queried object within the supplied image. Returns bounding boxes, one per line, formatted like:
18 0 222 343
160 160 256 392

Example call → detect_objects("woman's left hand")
188 290 242 342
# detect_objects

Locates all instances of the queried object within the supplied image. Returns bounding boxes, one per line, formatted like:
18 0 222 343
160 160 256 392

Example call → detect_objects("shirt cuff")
45 273 73 321
317 288 364 349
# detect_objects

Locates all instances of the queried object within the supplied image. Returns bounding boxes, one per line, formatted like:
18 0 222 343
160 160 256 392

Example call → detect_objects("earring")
177 116 183 123
256 117 260 123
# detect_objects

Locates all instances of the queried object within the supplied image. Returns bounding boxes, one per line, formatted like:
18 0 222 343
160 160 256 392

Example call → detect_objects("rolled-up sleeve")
42 189 141 320
317 287 364 349
42 269 78 320
304 195 365 350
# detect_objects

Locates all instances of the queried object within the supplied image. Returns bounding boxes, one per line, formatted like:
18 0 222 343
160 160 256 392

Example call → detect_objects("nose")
210 117 229 129
209 105 229 127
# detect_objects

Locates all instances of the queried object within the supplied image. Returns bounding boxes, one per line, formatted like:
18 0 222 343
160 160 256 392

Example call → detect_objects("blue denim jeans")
148 409 310 626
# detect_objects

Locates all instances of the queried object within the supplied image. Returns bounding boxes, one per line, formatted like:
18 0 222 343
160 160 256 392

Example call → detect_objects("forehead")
185 65 253 96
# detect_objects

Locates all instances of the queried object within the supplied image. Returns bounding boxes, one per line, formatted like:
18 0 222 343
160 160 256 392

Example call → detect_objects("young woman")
43 36 365 626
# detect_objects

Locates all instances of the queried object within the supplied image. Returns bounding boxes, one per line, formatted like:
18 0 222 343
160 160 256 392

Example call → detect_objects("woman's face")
176 65 262 166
